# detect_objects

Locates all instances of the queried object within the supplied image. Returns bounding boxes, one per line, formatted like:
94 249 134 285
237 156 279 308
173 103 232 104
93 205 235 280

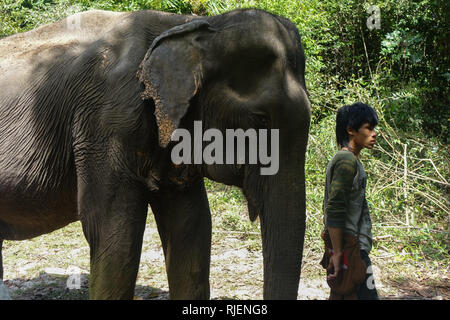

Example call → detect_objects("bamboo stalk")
428 158 448 184
377 185 448 213
375 225 448 234
376 161 449 185
403 143 410 228
409 187 449 214
370 177 403 196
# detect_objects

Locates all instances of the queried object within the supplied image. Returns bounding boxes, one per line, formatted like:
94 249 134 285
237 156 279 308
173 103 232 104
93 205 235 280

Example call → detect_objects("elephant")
0 8 310 299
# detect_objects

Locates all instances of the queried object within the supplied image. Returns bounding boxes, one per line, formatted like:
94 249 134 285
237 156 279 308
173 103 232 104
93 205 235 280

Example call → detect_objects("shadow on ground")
4 272 169 300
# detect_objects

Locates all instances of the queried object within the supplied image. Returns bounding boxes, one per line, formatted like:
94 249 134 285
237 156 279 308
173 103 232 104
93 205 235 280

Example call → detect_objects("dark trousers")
356 250 379 300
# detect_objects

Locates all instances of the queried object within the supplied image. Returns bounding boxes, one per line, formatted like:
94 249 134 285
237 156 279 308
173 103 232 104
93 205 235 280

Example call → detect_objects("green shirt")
323 150 373 253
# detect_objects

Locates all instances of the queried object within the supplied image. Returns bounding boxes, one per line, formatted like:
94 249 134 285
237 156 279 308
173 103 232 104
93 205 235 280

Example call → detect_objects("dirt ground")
2 210 449 300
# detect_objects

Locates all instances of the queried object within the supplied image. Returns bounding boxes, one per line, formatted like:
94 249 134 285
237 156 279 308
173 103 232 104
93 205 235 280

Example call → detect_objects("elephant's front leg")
149 177 212 300
77 175 148 300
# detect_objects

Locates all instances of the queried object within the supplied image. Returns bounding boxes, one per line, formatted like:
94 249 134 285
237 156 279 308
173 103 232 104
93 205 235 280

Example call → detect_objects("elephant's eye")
260 117 269 128
253 114 269 128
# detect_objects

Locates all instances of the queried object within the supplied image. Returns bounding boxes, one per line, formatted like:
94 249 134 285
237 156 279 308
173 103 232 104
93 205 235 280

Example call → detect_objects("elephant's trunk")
242 105 309 298
259 168 306 299
244 146 306 300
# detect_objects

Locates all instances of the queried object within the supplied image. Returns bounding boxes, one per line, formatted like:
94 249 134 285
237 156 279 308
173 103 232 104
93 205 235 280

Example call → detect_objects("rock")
44 267 68 278
22 281 35 290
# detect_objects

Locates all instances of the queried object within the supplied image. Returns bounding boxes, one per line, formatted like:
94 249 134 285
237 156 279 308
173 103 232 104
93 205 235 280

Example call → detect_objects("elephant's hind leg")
149 178 212 300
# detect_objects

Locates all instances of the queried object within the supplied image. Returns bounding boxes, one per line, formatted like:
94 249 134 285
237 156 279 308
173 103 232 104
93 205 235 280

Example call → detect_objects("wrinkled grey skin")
0 9 310 299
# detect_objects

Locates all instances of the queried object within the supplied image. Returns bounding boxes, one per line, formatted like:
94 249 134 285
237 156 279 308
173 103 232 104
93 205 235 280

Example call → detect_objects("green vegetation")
1 0 448 297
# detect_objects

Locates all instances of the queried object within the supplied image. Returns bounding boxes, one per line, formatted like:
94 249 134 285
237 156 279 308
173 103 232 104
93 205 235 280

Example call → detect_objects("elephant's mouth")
235 163 245 177
241 164 266 222
246 195 261 222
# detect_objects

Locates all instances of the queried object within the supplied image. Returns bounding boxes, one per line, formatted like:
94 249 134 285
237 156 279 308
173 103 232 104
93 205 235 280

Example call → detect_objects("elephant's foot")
0 281 11 300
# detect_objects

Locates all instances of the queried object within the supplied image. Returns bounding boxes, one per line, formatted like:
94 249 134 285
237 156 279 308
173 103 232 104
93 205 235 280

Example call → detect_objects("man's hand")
327 251 343 280
327 227 344 281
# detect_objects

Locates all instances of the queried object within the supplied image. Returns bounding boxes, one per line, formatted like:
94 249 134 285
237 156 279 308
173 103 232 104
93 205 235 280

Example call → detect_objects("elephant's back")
0 10 127 60
0 10 129 97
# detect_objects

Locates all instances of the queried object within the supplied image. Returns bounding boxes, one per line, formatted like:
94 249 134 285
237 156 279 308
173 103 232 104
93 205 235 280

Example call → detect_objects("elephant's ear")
137 20 213 148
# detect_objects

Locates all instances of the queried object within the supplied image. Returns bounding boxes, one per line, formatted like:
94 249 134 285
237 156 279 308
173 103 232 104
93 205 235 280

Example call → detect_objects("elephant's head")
137 9 310 299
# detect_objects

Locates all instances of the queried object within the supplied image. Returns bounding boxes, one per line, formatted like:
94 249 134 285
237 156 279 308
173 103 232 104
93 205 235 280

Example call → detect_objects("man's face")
349 122 377 150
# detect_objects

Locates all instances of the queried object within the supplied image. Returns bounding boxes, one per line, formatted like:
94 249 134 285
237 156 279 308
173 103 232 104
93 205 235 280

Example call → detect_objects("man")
323 102 379 300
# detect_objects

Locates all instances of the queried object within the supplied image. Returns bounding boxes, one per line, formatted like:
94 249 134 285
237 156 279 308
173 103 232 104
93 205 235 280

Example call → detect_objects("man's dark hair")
336 102 378 148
